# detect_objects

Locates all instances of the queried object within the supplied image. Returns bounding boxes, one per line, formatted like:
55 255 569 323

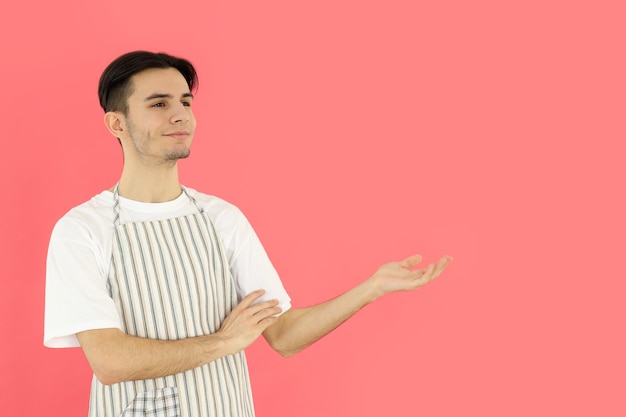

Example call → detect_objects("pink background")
1 0 624 416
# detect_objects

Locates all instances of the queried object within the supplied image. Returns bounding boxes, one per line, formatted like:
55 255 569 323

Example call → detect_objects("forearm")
265 279 380 357
264 254 452 357
77 291 281 385
77 328 232 385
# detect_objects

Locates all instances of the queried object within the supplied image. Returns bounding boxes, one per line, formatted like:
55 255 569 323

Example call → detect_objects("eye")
182 101 192 107
152 102 165 108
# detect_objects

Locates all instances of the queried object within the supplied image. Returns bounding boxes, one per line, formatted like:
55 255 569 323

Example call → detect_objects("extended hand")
368 254 452 299
217 290 282 355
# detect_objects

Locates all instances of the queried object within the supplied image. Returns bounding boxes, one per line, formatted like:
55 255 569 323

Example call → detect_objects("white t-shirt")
44 187 291 348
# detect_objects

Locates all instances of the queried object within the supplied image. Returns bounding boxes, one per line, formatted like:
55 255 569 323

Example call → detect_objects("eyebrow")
144 92 194 101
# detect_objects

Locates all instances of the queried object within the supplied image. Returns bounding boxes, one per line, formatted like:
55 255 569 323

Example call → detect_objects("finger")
438 255 453 269
237 290 266 309
418 256 451 279
411 263 433 283
253 306 283 321
408 264 430 283
424 262 435 279
400 254 423 269
258 315 280 330
431 256 452 279
248 300 281 316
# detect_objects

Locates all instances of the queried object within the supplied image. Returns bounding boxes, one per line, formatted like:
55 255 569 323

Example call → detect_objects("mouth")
164 131 191 140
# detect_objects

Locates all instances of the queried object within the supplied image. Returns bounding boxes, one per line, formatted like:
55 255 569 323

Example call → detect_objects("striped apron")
88 186 255 417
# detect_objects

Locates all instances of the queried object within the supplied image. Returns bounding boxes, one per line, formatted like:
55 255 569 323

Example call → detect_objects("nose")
170 102 192 124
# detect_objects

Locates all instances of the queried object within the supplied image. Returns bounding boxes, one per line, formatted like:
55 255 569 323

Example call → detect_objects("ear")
104 111 125 140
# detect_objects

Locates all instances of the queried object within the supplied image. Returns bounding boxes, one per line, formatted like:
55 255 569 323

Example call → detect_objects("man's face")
120 67 196 164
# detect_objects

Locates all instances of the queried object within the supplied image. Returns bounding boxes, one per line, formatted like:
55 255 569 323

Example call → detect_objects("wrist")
199 333 231 362
360 277 385 305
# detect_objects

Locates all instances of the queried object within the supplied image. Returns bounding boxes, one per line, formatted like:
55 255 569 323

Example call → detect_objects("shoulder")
184 187 256 242
185 188 248 224
51 191 114 242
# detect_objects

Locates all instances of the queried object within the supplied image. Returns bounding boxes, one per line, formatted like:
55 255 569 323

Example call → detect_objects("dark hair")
98 51 198 114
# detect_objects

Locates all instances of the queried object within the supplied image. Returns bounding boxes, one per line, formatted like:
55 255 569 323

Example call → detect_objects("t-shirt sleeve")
219 206 292 314
44 218 122 348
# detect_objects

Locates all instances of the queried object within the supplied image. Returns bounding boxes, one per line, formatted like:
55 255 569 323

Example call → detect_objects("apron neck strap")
181 186 204 213
112 183 203 226
113 183 121 226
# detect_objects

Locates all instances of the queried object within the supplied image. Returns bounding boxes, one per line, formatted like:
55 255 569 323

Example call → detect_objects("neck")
114 162 182 203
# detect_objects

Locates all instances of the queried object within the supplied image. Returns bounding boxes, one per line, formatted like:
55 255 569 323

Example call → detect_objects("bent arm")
77 328 227 385
78 290 281 385
264 254 452 357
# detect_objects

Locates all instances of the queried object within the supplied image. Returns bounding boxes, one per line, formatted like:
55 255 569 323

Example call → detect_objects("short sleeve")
230 224 292 314
204 198 292 314
44 218 122 348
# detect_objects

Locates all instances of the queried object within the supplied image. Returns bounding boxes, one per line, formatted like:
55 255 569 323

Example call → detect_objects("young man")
44 51 452 417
